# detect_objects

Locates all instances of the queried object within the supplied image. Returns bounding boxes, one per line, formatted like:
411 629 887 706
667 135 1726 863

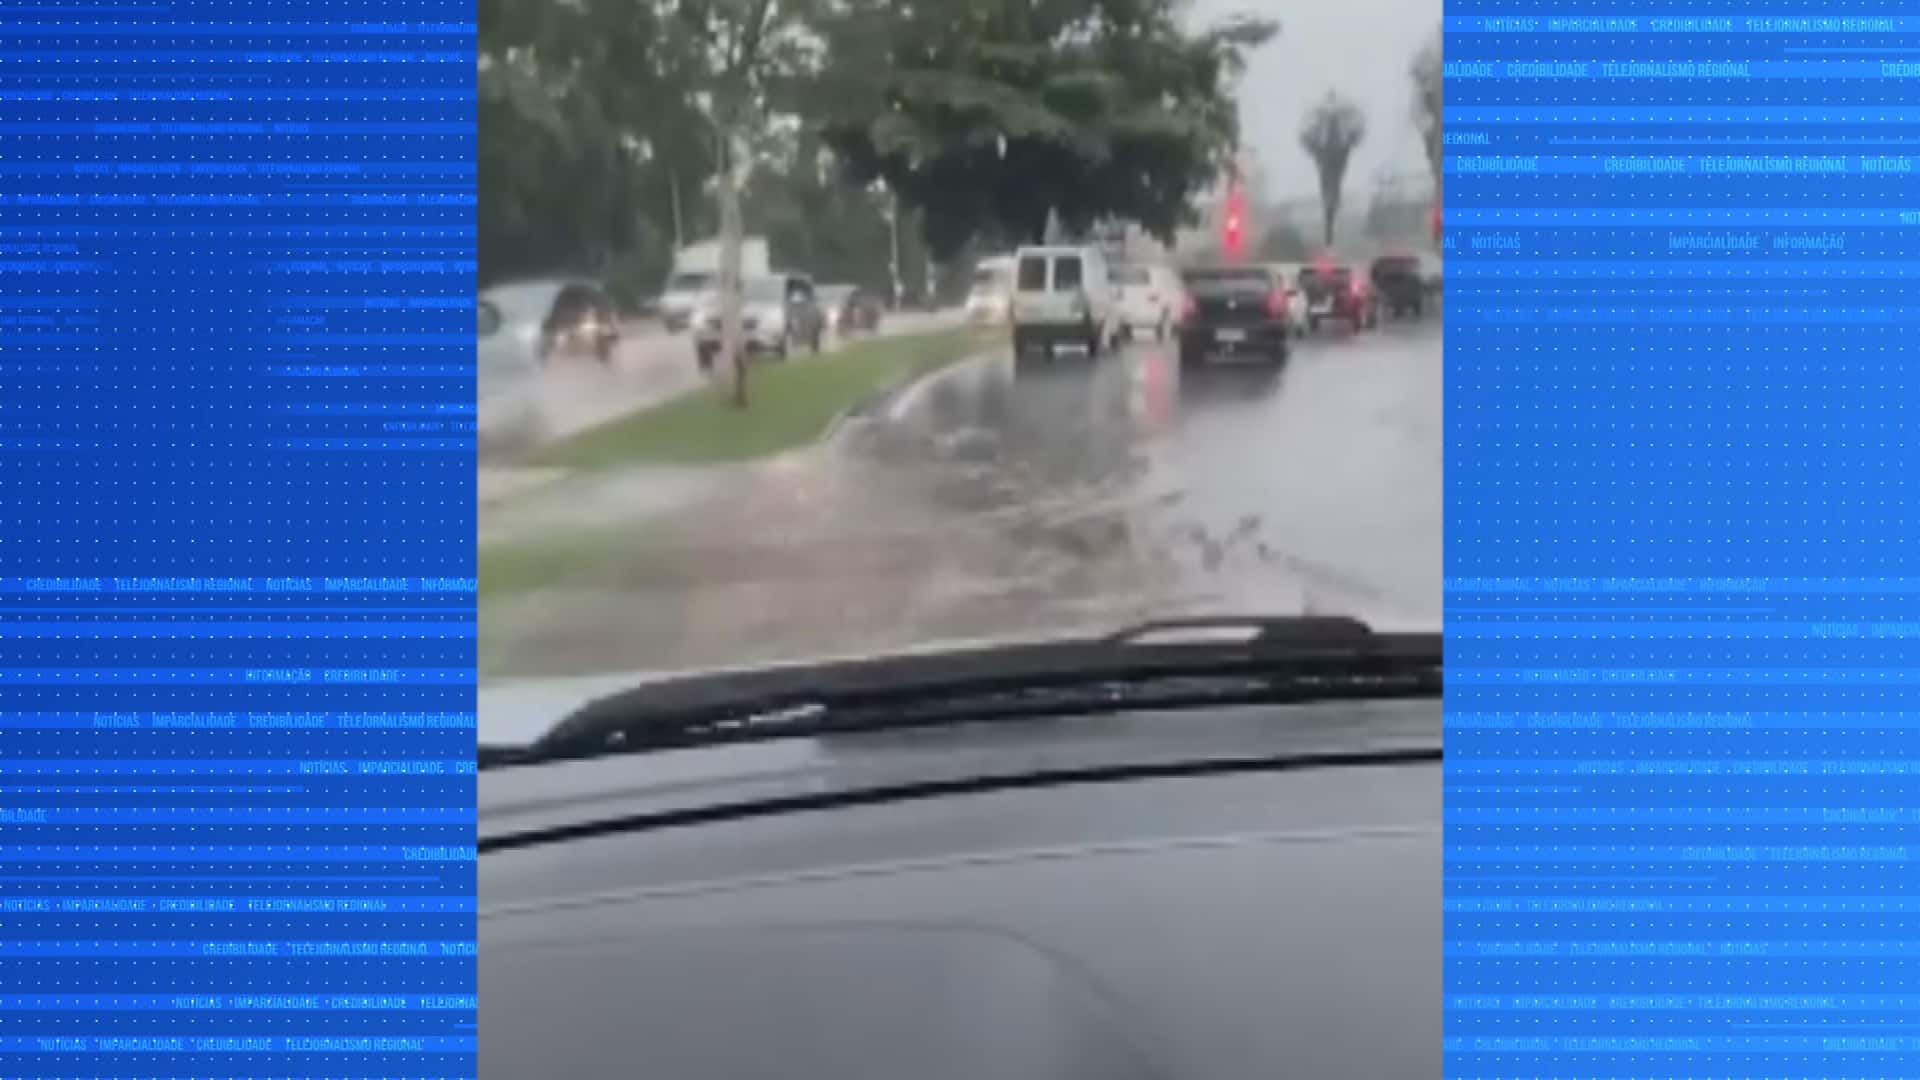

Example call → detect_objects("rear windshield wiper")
482 616 1441 770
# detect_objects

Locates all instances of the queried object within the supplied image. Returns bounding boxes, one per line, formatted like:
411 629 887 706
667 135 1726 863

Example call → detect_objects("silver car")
692 274 826 370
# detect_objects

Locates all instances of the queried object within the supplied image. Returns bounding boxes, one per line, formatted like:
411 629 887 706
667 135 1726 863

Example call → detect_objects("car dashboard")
480 699 1441 1080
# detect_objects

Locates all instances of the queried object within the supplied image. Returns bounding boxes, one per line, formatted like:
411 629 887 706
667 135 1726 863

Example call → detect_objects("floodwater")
480 320 1442 680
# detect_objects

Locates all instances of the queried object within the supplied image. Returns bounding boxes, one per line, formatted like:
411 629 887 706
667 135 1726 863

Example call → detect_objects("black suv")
1368 254 1429 321
1176 265 1292 368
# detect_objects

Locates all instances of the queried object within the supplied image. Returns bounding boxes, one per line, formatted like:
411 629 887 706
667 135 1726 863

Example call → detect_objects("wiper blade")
489 616 1440 769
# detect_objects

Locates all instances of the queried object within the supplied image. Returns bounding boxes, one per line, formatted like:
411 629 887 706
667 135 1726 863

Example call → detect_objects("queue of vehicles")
477 242 1439 390
979 243 1440 369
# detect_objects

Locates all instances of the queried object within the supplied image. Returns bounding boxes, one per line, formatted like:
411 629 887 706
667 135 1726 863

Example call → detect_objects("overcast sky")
1188 0 1437 200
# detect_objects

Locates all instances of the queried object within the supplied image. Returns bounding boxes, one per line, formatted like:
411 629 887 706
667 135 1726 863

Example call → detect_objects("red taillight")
1265 288 1287 317
1181 294 1198 321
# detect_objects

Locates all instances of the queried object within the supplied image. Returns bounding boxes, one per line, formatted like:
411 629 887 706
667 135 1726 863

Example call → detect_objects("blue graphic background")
1445 6 1920 1076
0 3 476 1077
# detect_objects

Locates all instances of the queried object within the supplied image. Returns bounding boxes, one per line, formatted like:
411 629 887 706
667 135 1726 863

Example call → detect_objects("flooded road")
480 320 1441 680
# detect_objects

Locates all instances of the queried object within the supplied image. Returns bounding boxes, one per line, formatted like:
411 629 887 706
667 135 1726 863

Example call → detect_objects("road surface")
481 319 1442 679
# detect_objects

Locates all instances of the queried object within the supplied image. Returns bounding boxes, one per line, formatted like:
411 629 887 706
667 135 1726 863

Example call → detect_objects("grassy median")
530 325 992 468
479 523 654 602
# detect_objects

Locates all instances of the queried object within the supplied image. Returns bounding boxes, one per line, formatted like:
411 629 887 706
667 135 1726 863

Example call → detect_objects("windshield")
477 0 1440 707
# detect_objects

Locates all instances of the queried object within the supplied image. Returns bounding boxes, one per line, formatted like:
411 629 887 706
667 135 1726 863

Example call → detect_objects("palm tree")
1411 29 1442 205
1299 92 1366 249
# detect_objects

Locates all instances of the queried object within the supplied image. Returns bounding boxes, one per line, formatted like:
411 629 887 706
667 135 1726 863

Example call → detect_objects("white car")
691 274 826 370
964 256 1014 324
1008 245 1121 360
657 269 716 333
1110 263 1183 342
1266 263 1313 337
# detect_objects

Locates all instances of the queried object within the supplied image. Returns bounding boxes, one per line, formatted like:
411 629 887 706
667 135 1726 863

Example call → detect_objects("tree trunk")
669 172 684 250
715 125 748 409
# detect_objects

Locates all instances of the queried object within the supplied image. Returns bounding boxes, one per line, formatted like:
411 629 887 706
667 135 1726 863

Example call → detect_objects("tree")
741 135 897 295
477 0 717 289
673 0 823 408
1299 92 1365 249
477 49 645 284
1411 29 1442 204
812 0 1275 259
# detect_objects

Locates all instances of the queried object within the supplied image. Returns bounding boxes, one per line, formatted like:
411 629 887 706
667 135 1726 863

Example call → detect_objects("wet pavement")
480 319 1442 680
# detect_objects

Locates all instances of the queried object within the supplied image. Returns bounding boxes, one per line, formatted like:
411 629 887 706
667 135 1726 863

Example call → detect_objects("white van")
1009 245 1120 359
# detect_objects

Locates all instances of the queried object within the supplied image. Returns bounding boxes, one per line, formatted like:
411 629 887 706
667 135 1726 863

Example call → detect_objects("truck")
658 236 770 332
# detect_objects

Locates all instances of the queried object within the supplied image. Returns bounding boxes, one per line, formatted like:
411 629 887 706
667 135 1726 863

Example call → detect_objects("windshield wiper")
481 615 1441 770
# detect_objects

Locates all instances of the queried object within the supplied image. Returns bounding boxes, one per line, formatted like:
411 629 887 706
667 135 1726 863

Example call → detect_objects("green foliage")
478 0 718 288
813 0 1275 257
725 118 895 295
478 0 1270 291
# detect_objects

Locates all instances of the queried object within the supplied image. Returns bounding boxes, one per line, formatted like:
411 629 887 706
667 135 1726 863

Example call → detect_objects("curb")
820 338 1001 447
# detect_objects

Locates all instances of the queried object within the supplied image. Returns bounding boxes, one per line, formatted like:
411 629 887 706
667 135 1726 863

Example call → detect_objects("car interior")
481 636 1442 1080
